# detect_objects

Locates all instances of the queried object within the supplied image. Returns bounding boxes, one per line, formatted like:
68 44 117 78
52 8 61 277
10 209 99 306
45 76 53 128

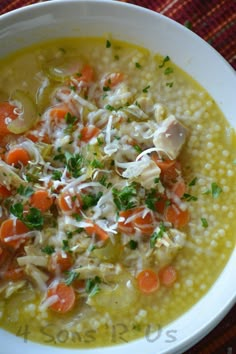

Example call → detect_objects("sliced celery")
7 90 37 134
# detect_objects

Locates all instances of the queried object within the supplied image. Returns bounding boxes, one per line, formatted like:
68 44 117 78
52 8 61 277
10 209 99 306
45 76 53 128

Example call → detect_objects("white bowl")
0 1 235 354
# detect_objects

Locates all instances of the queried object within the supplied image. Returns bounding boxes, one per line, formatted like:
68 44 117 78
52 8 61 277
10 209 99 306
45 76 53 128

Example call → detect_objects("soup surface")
0 37 235 348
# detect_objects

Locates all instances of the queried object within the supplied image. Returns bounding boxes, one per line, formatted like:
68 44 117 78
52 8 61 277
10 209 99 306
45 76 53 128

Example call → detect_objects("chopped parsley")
203 182 222 198
17 185 34 197
10 203 44 230
41 245 55 255
51 170 62 181
81 191 103 210
90 159 104 169
166 82 174 88
66 152 84 178
201 217 208 228
85 276 101 297
188 177 198 186
133 144 142 153
145 189 160 211
129 240 138 250
64 112 77 125
164 67 174 75
182 193 198 202
159 55 170 68
103 86 111 92
211 182 222 198
150 223 166 248
112 183 137 211
64 271 79 286
62 239 71 252
135 62 142 69
105 104 116 111
106 40 111 48
142 85 150 93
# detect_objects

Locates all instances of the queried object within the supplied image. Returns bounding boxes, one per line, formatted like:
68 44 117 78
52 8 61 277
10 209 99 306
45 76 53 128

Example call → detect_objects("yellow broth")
0 37 235 348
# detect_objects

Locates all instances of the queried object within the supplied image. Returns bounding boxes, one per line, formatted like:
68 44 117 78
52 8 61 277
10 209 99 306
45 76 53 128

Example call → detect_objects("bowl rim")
0 1 235 354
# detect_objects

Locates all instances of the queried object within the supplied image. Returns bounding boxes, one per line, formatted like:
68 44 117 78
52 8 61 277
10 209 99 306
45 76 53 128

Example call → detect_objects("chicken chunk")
153 115 188 160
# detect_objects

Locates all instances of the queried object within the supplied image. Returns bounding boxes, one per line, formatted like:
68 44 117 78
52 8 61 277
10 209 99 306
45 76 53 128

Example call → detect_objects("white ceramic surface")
0 1 235 354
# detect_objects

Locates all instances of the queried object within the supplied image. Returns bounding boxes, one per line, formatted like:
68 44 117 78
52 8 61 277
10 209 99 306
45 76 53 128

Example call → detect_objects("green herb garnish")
150 223 166 248
211 182 222 198
159 55 170 68
17 185 34 197
81 191 103 210
106 40 111 48
135 62 142 69
51 170 62 181
189 177 198 186
112 183 137 211
41 245 55 255
164 67 174 75
142 85 150 93
10 203 44 230
182 193 198 202
201 217 208 228
85 276 101 297
129 240 138 250
64 271 79 286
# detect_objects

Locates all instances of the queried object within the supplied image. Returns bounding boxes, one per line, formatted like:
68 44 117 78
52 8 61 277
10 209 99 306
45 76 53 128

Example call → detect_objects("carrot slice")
0 102 18 135
172 180 186 198
159 265 177 287
85 221 109 241
132 207 155 235
30 190 53 212
47 282 76 313
118 207 155 235
80 125 100 143
0 219 29 249
165 204 189 228
137 269 160 294
2 267 25 281
49 104 71 121
5 147 30 166
151 154 181 186
58 191 82 214
76 64 94 83
118 209 134 234
0 185 11 198
48 251 73 273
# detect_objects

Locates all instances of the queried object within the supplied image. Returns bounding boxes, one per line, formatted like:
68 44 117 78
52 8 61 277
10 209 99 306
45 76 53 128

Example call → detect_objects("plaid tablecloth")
0 1 235 353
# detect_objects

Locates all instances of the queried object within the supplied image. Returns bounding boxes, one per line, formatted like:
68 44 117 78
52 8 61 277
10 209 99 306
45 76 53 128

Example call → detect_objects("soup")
0 37 235 348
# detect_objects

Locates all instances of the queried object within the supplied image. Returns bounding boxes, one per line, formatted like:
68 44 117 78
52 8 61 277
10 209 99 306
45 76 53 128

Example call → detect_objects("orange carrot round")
47 282 76 313
49 104 72 122
0 185 11 198
30 190 53 212
132 207 155 235
137 269 160 294
165 204 189 228
58 191 82 214
2 267 25 281
5 147 30 166
80 125 100 143
48 251 73 273
75 64 94 83
0 219 29 249
85 221 109 241
159 265 177 287
0 102 18 135
118 207 155 236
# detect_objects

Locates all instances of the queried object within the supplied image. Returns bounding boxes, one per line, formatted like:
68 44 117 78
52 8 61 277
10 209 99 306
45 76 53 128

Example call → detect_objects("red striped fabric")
0 1 235 354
